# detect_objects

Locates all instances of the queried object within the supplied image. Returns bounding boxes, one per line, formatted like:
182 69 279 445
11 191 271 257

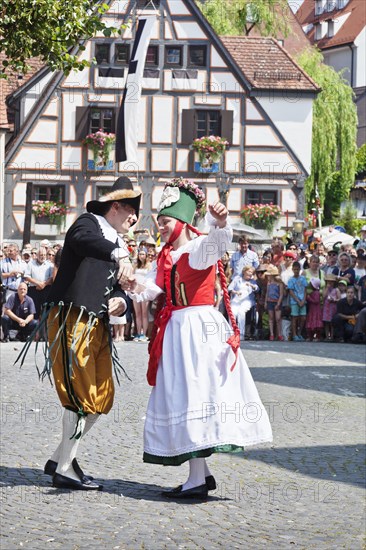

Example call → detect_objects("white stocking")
50 413 100 463
55 410 86 481
203 459 211 478
182 458 206 491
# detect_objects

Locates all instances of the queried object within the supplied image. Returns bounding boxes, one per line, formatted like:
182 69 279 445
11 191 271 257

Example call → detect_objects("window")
315 0 324 15
315 23 323 40
181 109 233 145
146 45 159 66
165 46 182 66
197 110 221 138
97 186 113 199
188 45 207 67
246 191 277 205
327 20 334 37
90 108 114 134
33 186 65 202
75 106 116 140
115 44 130 64
95 44 111 64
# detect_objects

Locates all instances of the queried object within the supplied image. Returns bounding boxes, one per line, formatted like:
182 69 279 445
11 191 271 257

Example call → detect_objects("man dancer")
32 177 140 490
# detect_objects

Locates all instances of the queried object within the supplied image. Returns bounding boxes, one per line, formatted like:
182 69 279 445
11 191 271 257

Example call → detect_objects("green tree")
356 143 366 176
0 0 121 77
195 0 291 37
295 48 358 219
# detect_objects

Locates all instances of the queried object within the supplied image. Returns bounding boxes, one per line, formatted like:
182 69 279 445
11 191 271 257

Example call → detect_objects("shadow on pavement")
250 364 365 398
0 466 225 502
240 444 365 487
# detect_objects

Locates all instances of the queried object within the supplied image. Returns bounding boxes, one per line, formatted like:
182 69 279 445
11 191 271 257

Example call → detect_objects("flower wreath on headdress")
164 177 206 214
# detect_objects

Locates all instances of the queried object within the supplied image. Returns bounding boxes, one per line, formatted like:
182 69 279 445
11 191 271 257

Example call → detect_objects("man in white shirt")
230 236 259 277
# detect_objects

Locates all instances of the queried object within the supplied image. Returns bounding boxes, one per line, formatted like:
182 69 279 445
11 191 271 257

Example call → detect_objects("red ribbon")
147 220 241 386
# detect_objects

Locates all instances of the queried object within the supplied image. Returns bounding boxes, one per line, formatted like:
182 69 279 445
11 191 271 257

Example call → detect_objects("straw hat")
324 273 337 282
264 265 279 276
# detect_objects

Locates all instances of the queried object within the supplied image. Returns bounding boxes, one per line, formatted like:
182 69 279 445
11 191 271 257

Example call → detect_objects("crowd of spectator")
1 227 366 345
221 235 366 344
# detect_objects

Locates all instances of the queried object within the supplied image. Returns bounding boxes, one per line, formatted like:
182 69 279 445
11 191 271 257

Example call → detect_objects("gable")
6 0 316 179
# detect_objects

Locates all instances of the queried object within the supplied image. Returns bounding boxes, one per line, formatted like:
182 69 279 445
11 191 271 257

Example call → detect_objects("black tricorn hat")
86 176 141 223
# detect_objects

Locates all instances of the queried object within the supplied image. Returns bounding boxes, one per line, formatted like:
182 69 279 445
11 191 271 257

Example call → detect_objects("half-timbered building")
3 0 319 241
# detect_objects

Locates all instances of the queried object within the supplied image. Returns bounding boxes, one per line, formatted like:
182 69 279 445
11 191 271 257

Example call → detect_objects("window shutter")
111 108 116 133
221 110 233 145
181 109 196 144
75 107 90 141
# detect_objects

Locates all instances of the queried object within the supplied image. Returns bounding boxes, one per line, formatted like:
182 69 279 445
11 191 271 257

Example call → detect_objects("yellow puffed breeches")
47 306 114 415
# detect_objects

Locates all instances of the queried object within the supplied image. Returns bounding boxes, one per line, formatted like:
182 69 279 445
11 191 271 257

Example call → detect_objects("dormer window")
315 0 324 16
315 23 323 40
327 20 334 37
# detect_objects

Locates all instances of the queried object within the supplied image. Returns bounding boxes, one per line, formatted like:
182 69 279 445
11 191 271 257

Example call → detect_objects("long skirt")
143 306 272 465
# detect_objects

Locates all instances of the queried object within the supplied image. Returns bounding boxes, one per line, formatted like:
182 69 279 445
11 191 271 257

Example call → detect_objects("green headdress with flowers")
157 178 206 225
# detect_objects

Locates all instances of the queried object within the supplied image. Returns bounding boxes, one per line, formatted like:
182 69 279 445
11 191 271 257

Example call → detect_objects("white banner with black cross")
115 16 155 164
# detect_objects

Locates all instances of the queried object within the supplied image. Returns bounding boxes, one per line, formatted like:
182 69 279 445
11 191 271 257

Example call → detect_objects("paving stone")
0 340 364 549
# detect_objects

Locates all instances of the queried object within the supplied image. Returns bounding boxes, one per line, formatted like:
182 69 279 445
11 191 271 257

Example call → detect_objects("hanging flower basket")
191 135 228 173
240 203 282 234
83 130 115 170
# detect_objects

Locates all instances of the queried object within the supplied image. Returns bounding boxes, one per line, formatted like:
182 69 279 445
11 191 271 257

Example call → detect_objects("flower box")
83 130 115 172
32 201 68 235
87 158 114 171
194 161 220 173
33 217 60 236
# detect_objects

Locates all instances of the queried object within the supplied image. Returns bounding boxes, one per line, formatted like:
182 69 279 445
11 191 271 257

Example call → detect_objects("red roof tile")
220 36 319 92
0 53 44 128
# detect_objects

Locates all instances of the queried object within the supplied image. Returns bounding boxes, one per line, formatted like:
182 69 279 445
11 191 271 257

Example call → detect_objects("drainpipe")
0 129 6 244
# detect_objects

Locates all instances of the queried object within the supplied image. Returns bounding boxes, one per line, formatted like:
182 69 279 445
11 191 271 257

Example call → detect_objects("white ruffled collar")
92 214 129 251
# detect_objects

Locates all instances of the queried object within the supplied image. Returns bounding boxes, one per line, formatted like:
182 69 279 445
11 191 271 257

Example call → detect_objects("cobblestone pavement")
1 340 365 550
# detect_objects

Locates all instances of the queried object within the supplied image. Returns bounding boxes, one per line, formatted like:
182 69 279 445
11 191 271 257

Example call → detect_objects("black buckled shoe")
52 473 102 491
164 475 216 494
44 459 93 481
206 475 216 491
162 483 208 500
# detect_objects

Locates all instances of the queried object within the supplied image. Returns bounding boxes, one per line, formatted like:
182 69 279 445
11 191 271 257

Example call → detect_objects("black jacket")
48 213 126 317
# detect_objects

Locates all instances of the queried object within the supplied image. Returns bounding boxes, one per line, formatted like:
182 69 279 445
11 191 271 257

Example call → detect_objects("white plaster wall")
11 147 56 169
173 21 206 39
225 150 240 172
152 97 173 143
354 27 366 87
211 47 226 68
22 72 54 120
176 149 190 172
168 0 190 15
226 98 241 145
245 151 299 175
26 119 58 144
257 96 314 175
61 146 82 170
246 99 263 120
13 182 27 206
323 47 352 85
211 72 243 94
246 126 282 147
227 188 242 212
62 93 84 141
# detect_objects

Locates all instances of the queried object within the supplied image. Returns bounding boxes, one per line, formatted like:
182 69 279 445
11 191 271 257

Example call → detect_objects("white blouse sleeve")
127 262 164 303
188 212 233 270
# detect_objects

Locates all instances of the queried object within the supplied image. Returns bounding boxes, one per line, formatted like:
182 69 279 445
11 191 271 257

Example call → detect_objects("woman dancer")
122 178 272 501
